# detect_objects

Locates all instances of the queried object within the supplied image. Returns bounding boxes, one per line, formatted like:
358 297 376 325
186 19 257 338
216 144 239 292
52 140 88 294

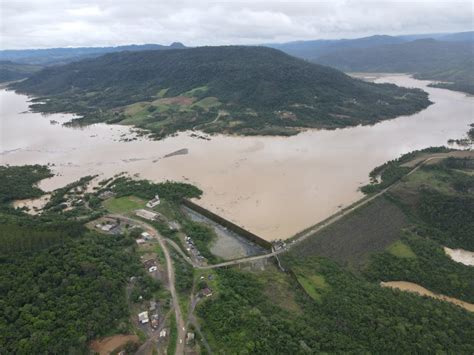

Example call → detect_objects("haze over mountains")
267 31 474 94
0 42 186 83
266 31 473 61
0 42 186 65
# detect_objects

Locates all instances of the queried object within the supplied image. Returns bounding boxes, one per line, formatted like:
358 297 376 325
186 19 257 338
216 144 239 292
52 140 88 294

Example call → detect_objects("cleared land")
387 240 417 259
90 334 139 355
287 196 409 270
103 196 145 213
381 281 474 312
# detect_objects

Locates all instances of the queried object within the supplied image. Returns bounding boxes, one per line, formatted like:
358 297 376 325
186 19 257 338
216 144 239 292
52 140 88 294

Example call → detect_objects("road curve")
110 215 186 355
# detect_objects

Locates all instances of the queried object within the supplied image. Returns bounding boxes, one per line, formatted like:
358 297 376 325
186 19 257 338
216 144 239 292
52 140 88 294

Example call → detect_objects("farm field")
103 196 145 213
287 196 409 270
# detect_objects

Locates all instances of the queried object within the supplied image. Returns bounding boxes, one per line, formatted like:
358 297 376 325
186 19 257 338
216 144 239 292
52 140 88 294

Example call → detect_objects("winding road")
111 215 186 354
110 151 471 354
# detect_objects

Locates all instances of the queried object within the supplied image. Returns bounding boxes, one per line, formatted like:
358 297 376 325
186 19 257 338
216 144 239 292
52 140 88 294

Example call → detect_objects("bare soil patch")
381 281 474 312
156 96 195 106
90 334 139 355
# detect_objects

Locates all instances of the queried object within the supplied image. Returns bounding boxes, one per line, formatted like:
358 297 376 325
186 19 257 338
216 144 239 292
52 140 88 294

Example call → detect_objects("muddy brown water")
1 74 473 240
381 281 474 312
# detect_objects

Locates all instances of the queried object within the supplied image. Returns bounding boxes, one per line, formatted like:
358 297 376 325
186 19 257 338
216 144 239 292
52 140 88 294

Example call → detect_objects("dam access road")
111 150 472 354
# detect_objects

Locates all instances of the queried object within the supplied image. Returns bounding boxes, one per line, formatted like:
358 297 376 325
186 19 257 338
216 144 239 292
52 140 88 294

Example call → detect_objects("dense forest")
365 233 474 303
12 46 430 138
0 60 42 83
0 165 53 203
198 259 474 353
0 166 156 352
0 232 142 353
315 39 474 95
197 150 473 353
0 43 186 65
266 31 474 94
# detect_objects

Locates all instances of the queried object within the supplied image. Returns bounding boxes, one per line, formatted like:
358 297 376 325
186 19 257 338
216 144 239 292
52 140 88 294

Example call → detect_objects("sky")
0 0 472 49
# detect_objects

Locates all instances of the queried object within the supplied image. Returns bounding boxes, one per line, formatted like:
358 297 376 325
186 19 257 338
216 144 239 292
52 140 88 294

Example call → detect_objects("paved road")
108 153 467 353
111 215 186 355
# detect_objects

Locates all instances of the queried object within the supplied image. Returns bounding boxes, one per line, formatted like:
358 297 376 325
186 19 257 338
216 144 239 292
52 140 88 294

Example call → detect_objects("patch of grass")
195 269 219 296
192 97 221 110
157 88 169 98
400 168 455 195
103 196 145 213
123 101 150 116
287 196 409 270
387 240 416 259
294 269 329 302
253 265 302 314
182 86 208 97
167 313 177 355
152 200 183 220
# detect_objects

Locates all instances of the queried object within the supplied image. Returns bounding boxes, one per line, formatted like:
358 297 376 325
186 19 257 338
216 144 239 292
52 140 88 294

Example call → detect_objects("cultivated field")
103 196 145 213
287 196 409 270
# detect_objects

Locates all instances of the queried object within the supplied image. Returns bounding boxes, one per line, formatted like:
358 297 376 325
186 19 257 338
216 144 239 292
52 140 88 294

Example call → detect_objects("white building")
146 195 160 208
141 232 152 240
138 311 149 324
135 209 160 221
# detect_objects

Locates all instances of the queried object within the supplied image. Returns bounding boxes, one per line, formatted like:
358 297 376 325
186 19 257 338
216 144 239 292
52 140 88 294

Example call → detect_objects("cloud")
0 0 472 49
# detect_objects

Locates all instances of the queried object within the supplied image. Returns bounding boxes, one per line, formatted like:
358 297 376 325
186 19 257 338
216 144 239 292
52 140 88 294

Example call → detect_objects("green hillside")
13 46 430 138
0 60 42 83
316 39 474 94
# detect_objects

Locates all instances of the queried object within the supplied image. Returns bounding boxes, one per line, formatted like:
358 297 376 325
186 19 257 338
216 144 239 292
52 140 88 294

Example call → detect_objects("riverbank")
1 74 473 240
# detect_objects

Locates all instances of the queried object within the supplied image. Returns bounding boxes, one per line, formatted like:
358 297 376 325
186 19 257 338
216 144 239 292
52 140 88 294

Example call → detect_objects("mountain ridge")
13 45 431 139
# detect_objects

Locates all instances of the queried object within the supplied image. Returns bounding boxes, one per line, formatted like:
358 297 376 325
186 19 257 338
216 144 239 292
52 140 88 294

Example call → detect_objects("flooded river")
1 75 473 240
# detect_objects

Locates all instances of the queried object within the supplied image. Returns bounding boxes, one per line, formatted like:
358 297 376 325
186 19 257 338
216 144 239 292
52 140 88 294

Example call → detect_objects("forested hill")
13 46 430 138
266 35 406 61
0 60 42 83
316 39 474 94
317 39 472 73
0 42 186 66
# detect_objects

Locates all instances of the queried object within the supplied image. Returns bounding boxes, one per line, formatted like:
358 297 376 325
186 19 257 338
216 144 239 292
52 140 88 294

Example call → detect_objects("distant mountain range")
0 42 187 84
0 42 186 66
12 46 430 139
266 31 474 94
0 60 42 83
265 31 473 61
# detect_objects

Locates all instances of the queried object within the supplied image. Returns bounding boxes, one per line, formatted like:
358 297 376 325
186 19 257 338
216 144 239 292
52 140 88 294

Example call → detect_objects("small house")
138 311 149 324
141 231 152 240
168 221 180 231
186 332 195 345
146 195 160 208
201 287 213 297
135 209 161 221
136 238 146 245
148 266 158 272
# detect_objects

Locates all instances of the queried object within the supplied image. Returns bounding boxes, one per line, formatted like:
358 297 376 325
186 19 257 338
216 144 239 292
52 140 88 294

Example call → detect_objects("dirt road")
111 215 186 355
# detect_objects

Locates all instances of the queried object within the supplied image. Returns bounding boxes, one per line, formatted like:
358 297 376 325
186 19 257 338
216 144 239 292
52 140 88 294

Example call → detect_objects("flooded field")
381 281 474 312
182 206 265 260
1 74 473 240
